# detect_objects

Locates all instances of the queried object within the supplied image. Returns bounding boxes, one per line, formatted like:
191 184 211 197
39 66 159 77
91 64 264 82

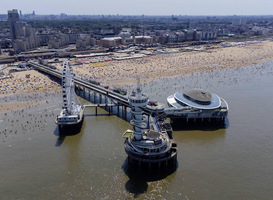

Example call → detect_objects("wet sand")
0 100 46 113
0 70 61 113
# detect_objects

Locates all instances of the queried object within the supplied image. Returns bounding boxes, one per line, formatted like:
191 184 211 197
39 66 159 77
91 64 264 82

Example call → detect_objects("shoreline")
99 56 273 88
60 39 273 87
0 70 61 114
0 100 46 114
1 39 273 112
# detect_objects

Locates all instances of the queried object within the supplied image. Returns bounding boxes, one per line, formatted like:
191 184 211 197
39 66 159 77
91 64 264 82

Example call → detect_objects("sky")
1 0 273 16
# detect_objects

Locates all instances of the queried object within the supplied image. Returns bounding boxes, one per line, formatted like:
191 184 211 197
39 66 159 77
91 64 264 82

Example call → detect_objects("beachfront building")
76 34 93 50
118 29 131 39
135 36 153 44
38 33 52 46
48 33 69 49
159 29 203 44
100 35 153 48
202 30 217 40
100 37 122 48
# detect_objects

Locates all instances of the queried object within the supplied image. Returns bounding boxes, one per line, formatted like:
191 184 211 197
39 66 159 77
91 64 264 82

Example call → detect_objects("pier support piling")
124 106 127 120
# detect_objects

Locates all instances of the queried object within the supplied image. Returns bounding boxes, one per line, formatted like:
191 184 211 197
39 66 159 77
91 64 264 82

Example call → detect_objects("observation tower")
123 78 177 168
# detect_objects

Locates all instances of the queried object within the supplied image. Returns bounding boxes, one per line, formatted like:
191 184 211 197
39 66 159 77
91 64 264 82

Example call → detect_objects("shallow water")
1 61 273 199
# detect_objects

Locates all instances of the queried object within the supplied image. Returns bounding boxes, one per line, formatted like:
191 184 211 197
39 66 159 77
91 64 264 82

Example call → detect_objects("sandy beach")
1 39 273 112
58 40 273 86
0 70 61 96
0 70 61 113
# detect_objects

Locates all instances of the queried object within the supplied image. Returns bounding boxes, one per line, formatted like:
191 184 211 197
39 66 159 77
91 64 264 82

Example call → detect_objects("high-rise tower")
7 9 40 53
8 9 19 41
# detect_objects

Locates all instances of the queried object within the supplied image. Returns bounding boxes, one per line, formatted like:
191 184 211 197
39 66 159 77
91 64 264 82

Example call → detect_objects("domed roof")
172 89 221 110
183 89 212 104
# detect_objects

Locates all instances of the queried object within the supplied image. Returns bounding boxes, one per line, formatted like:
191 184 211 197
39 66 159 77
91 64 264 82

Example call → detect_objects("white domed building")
166 89 228 123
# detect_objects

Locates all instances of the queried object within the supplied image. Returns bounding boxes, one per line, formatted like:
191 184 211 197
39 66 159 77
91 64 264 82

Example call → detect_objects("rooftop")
184 89 212 103
172 89 221 110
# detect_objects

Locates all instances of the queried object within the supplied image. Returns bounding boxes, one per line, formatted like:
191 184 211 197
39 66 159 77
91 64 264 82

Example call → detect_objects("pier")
84 103 116 116
27 60 231 170
28 61 228 124
29 61 133 120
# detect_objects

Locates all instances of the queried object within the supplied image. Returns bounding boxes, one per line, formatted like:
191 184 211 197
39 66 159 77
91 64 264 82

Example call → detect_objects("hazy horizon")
1 0 273 16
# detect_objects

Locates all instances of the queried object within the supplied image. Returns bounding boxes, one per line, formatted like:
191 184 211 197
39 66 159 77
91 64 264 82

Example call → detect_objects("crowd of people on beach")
57 40 273 87
0 70 61 96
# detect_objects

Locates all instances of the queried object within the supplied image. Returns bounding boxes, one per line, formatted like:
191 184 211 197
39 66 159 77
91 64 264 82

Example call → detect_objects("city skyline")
1 0 273 16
